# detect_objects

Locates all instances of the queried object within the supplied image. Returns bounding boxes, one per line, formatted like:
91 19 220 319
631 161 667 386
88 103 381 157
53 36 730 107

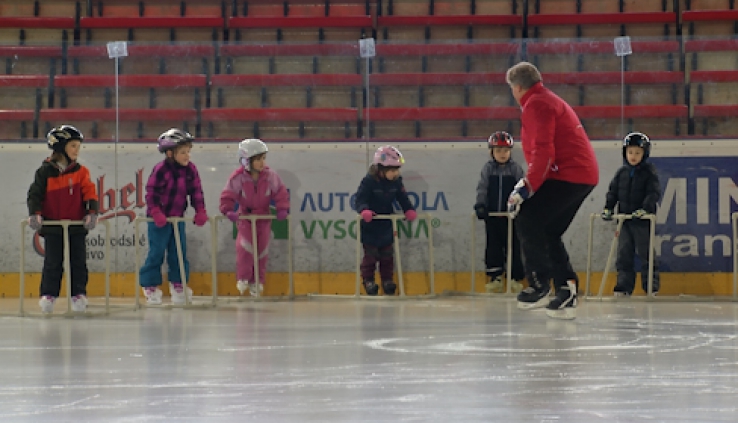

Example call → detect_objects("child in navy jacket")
354 146 417 296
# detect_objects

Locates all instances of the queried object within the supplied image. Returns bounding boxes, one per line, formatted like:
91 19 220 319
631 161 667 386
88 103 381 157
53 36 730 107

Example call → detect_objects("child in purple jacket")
139 129 209 305
220 139 289 296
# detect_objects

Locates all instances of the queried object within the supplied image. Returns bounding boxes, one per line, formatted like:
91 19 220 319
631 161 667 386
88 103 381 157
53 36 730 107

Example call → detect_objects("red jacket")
519 82 599 192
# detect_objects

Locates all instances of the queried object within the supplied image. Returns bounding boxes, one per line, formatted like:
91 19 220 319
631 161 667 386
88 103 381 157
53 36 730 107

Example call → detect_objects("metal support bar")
210 214 294 302
468 211 514 296
309 213 435 300
585 213 656 301
134 216 214 309
17 219 120 317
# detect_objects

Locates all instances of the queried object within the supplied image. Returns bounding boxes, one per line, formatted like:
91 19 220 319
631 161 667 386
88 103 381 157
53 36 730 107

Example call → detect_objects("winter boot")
485 276 504 293
517 272 550 310
382 280 397 296
363 280 379 296
546 280 577 320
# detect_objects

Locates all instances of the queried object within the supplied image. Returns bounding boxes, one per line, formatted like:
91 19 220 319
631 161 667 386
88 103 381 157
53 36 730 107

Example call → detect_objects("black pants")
485 216 525 280
40 232 88 297
361 244 394 282
515 180 595 291
616 220 660 294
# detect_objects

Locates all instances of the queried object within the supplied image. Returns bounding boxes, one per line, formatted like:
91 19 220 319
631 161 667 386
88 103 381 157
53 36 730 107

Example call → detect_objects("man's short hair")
506 62 542 90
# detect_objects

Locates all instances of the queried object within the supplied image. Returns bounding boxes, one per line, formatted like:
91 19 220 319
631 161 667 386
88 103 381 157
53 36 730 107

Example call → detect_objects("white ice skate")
39 296 55 314
142 287 163 305
170 283 193 305
485 276 504 293
71 295 88 312
237 280 249 295
248 282 264 297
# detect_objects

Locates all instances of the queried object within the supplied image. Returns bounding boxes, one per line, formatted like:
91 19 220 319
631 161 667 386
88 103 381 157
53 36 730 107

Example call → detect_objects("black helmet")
47 125 84 153
622 132 650 161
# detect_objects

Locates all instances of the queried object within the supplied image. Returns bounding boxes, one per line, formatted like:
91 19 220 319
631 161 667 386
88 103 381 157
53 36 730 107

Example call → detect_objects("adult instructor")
505 62 599 320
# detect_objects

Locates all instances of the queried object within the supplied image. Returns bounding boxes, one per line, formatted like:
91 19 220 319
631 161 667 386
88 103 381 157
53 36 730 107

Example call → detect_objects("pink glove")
194 209 209 227
361 209 374 223
404 209 417 222
151 208 167 228
226 211 239 223
276 210 288 221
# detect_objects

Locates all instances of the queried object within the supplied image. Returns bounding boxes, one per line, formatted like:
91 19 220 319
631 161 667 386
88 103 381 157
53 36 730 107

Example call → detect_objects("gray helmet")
238 138 268 170
47 125 83 153
158 128 193 153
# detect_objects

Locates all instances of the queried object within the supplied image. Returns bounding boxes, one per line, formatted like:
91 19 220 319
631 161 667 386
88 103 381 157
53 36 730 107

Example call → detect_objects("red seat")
228 16 373 29
377 15 522 27
39 108 198 140
79 16 225 43
683 9 738 36
0 17 75 29
527 12 676 26
527 11 677 38
79 16 224 29
201 107 359 140
67 45 216 75
0 109 35 140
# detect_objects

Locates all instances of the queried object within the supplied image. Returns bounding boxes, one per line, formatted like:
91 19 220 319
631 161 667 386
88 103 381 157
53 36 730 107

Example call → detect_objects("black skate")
382 280 397 296
546 280 577 320
517 273 550 310
363 280 379 296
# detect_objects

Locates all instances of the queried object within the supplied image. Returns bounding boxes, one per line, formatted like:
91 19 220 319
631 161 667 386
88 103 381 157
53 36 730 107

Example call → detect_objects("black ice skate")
546 280 577 320
517 273 550 310
363 280 379 296
382 280 397 296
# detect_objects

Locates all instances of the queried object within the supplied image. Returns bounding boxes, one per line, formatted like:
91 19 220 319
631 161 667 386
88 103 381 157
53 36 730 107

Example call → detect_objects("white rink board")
1 139 736 274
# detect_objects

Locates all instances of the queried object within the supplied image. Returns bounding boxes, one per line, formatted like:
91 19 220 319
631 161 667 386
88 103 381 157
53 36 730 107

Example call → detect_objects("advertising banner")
1 140 736 276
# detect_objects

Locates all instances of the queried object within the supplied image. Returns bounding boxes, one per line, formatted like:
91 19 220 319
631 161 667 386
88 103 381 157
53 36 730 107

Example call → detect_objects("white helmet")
238 138 268 171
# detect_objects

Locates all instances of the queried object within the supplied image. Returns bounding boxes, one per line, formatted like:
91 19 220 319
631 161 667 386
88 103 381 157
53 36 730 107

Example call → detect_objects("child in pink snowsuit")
219 138 289 296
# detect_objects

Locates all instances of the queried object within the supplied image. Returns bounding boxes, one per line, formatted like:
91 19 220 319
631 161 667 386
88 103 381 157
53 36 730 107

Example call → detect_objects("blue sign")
652 157 738 272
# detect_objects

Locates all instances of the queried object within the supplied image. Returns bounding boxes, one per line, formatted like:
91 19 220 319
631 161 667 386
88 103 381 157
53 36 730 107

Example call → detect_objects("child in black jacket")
474 131 526 293
354 146 417 296
602 132 661 296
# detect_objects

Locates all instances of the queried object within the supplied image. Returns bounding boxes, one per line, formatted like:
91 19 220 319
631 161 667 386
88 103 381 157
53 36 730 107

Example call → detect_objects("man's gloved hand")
507 178 532 218
601 209 613 221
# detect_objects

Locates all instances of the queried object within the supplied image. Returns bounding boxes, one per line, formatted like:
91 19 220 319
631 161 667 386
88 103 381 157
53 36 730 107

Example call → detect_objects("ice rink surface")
1 297 737 422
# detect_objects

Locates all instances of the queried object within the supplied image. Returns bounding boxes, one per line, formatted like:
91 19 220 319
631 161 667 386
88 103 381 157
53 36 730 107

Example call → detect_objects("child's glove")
194 209 209 227
151 208 168 228
28 214 43 231
507 178 532 218
632 209 648 219
474 203 487 220
404 210 417 222
601 209 613 221
361 209 374 223
225 211 240 223
276 210 288 221
83 214 98 230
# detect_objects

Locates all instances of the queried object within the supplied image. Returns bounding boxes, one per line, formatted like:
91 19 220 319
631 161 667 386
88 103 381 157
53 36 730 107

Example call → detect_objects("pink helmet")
373 145 405 167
